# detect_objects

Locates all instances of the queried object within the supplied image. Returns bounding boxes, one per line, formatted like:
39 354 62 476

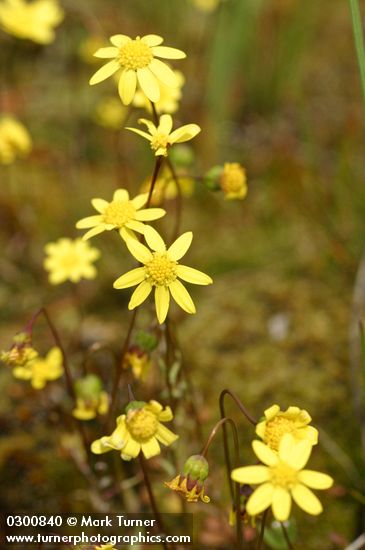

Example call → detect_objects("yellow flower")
90 34 186 105
91 400 178 460
140 167 194 206
76 188 165 241
256 405 318 452
165 455 210 503
44 238 100 285
220 163 247 200
191 0 221 12
231 435 333 522
72 374 109 421
1 332 38 367
123 346 151 381
0 116 32 164
133 70 185 114
93 97 128 130
0 0 64 44
12 346 63 389
126 114 200 157
113 226 213 324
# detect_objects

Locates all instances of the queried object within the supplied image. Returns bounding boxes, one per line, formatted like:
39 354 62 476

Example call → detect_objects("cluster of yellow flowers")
231 405 333 522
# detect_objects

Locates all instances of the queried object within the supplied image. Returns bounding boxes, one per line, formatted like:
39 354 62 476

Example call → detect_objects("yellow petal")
91 436 113 454
125 127 153 141
110 34 130 47
167 231 192 261
137 67 160 102
144 226 166 252
264 404 280 420
272 487 292 521
155 286 170 323
125 220 146 233
291 483 323 515
139 118 157 134
121 437 141 458
169 124 201 144
76 215 102 229
152 46 186 59
94 47 119 58
126 238 153 264
131 193 148 209
113 189 129 201
177 265 212 285
252 440 278 466
155 423 179 446
118 69 137 105
279 435 312 470
169 280 196 314
90 60 120 85
158 114 173 134
142 34 163 47
128 281 152 309
255 421 266 440
141 437 161 459
82 226 105 240
149 59 178 87
298 470 333 490
246 483 274 516
113 267 146 289
231 465 270 485
134 208 165 221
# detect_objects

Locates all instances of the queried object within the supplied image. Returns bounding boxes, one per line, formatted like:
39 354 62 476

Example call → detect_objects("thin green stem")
257 509 268 550
281 522 295 550
350 0 365 108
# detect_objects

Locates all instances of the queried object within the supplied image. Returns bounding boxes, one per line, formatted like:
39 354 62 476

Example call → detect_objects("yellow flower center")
150 133 169 152
145 253 177 286
126 408 158 441
220 163 245 193
102 200 136 226
118 38 153 70
270 462 298 489
59 251 80 270
265 417 296 451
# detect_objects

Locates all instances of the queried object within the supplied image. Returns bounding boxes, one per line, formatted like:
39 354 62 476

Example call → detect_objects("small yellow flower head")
0 116 32 164
72 374 109 421
140 168 194 206
165 454 210 503
0 332 38 367
231 434 333 522
91 400 178 460
0 0 64 44
93 97 128 130
44 238 100 285
123 345 151 381
127 114 201 157
191 0 221 12
219 163 247 200
256 405 319 452
133 70 185 115
12 346 63 389
90 34 186 106
76 188 165 241
113 226 213 324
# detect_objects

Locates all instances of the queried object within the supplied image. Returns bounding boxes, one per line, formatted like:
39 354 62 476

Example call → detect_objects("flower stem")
349 0 365 109
166 158 183 242
257 509 268 550
281 522 295 550
200 417 243 549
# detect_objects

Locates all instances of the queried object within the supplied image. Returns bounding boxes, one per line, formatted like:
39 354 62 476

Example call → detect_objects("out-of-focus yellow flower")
219 163 247 200
140 167 194 206
13 346 63 389
133 70 184 114
72 374 109 421
256 405 319 452
93 97 128 130
76 188 165 241
113 226 213 324
127 114 200 157
0 116 32 164
123 346 151 381
191 0 221 12
91 400 178 460
0 0 64 44
0 332 38 367
165 455 210 503
78 35 105 64
231 435 333 522
44 238 100 285
90 34 186 106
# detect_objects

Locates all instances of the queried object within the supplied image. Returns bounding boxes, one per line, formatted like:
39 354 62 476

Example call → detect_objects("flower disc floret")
126 407 159 440
103 200 136 226
145 253 178 286
118 37 153 69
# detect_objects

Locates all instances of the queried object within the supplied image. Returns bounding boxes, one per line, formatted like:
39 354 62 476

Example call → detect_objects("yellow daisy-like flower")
231 434 333 522
91 400 178 460
219 162 247 200
89 34 186 105
256 405 318 452
126 114 201 157
12 346 63 389
113 226 213 324
44 238 100 285
76 188 165 241
133 70 185 115
0 116 32 164
0 0 64 44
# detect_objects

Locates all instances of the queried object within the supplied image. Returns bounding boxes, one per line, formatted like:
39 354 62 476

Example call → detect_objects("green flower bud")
203 165 223 191
169 144 195 167
183 455 209 482
74 374 103 400
125 400 146 413
135 331 158 352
